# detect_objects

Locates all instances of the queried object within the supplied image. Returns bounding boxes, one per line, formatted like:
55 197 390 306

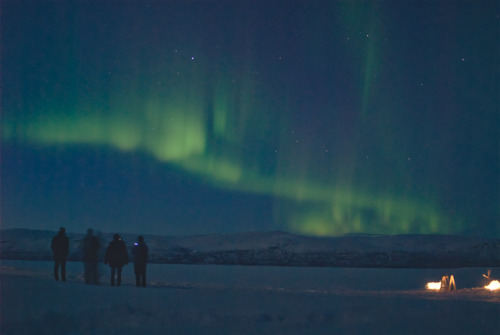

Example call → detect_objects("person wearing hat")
51 227 69 281
104 234 128 286
132 236 148 287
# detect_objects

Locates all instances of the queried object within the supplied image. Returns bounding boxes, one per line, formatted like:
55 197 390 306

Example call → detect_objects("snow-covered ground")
1 260 499 334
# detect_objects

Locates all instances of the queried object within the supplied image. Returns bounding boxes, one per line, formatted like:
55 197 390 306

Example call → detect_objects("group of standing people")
51 227 149 287
103 233 148 287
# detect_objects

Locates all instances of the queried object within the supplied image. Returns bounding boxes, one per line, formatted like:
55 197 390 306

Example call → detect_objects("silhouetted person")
132 236 148 287
104 234 128 286
51 227 69 281
83 228 100 285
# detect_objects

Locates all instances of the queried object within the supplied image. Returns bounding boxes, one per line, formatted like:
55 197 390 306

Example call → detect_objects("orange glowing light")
426 275 456 291
485 280 500 291
426 282 441 290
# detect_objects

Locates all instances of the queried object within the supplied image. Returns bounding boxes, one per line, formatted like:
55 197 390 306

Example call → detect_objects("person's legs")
116 266 122 286
141 269 146 287
141 264 147 287
84 262 90 284
54 261 60 281
135 263 146 287
91 261 98 284
61 260 66 281
135 274 140 287
134 264 140 286
111 266 116 286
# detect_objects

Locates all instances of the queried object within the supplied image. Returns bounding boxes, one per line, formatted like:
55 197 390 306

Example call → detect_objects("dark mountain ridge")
1 228 499 268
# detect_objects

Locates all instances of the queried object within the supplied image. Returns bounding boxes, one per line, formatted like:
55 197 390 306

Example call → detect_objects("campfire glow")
426 282 442 290
425 275 456 291
485 280 500 291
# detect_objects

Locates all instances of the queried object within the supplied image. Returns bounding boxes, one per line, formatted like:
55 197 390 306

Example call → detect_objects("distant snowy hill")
1 228 499 268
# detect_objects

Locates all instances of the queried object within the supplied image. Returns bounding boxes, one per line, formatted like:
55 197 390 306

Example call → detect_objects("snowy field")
1 260 499 334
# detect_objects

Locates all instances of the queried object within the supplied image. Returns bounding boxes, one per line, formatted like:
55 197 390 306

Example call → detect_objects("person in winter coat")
104 234 128 286
51 227 69 281
82 228 100 285
132 236 148 287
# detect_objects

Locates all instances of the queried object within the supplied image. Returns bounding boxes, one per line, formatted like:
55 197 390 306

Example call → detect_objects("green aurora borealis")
3 90 450 235
2 1 498 236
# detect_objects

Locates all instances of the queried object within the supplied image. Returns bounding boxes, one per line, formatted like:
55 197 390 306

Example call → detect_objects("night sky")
2 1 499 237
